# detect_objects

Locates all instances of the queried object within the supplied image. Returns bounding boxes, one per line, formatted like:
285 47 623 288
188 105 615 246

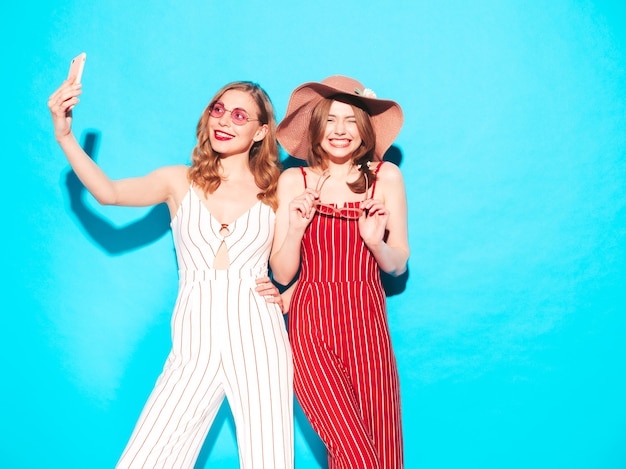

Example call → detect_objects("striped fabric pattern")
117 186 293 469
289 167 404 469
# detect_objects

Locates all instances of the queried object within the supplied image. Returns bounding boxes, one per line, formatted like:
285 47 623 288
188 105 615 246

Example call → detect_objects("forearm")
56 132 117 205
270 229 304 285
367 240 409 277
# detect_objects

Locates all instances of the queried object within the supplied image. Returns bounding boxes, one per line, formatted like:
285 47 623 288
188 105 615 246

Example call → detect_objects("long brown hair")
307 95 376 193
189 81 281 209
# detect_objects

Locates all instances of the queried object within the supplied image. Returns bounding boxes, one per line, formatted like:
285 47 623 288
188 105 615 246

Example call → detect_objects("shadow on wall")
380 146 409 296
64 131 170 254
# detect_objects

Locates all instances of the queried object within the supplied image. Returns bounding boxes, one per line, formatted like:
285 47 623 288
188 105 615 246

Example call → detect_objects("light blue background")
2 1 625 468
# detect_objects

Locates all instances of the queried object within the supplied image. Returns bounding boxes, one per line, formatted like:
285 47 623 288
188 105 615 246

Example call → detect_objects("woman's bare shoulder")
280 166 305 179
377 161 402 181
377 161 405 183
278 166 307 186
151 164 190 196
374 162 406 203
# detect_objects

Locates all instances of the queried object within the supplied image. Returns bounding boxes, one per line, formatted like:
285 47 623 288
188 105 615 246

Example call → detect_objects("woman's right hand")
287 187 319 233
47 80 82 141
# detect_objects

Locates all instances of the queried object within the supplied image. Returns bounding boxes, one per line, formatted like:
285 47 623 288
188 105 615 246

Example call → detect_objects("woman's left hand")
358 198 389 248
255 276 284 312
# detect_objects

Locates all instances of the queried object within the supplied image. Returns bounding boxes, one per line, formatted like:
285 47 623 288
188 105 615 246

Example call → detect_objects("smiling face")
208 89 268 157
319 100 363 160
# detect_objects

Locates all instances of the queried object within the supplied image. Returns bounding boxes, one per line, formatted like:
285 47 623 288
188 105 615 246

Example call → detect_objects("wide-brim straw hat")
277 75 404 160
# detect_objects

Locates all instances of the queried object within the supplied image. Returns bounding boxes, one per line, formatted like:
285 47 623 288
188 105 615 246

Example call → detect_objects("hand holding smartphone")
68 52 86 84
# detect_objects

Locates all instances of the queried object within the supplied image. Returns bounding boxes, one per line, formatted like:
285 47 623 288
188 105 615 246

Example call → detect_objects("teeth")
215 131 233 138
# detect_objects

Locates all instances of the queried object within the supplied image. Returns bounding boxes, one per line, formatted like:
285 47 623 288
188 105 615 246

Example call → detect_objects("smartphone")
67 52 87 84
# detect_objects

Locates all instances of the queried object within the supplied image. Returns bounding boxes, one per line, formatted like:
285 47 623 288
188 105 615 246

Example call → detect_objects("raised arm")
270 168 317 285
359 163 410 276
48 80 186 210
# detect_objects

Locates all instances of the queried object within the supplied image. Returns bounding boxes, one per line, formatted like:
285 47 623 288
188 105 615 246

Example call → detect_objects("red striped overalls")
289 163 403 468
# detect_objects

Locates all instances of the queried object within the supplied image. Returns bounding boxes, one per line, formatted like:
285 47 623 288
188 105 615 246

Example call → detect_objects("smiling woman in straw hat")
270 75 409 468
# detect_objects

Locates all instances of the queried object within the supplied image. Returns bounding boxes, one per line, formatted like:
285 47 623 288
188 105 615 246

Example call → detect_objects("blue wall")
2 1 625 467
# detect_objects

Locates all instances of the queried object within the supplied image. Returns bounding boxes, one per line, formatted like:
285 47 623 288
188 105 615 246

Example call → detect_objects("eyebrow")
327 113 356 118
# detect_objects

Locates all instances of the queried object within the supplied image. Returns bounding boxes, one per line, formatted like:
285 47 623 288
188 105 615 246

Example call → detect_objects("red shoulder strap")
371 161 384 198
299 166 308 189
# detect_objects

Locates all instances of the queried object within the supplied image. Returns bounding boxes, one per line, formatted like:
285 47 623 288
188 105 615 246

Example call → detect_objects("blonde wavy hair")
189 81 281 210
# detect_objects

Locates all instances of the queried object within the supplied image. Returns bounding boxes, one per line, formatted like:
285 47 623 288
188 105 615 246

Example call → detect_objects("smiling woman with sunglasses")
270 76 409 469
48 76 293 468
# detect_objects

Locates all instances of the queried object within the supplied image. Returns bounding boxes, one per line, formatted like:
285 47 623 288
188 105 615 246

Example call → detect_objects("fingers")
290 188 318 219
360 198 388 217
291 200 314 219
255 277 285 312
265 294 285 313
255 277 279 296
358 199 389 246
48 81 82 114
255 276 271 285
255 277 275 294
49 80 81 103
